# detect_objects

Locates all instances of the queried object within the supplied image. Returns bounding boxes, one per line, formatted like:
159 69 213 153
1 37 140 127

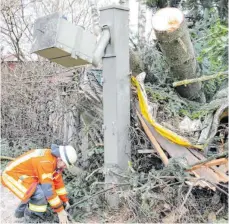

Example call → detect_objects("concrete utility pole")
31 5 131 205
100 5 130 188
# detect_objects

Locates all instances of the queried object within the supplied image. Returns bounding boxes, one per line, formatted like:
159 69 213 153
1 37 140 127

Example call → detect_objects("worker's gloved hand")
64 201 71 210
57 209 69 224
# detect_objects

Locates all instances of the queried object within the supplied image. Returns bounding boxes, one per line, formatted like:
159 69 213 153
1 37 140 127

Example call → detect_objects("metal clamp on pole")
92 25 110 67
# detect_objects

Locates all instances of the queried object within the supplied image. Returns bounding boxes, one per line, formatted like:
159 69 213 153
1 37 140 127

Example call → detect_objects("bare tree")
1 0 33 60
88 0 100 36
1 0 93 60
138 0 146 46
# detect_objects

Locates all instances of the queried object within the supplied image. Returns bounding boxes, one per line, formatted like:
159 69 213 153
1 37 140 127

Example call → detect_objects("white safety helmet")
59 145 77 168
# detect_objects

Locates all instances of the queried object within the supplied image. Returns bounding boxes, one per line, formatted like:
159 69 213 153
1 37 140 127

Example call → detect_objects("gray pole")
100 5 130 195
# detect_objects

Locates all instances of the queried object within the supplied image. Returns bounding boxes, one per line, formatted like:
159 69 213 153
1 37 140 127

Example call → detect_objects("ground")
0 183 24 223
0 182 93 224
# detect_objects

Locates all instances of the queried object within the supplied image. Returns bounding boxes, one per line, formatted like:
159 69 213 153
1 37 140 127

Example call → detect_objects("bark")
152 7 205 102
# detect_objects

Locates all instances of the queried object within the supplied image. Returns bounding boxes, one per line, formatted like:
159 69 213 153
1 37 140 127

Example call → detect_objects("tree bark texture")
152 8 205 102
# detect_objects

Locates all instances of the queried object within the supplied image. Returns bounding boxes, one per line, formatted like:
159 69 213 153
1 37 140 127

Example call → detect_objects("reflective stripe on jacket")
1 148 68 213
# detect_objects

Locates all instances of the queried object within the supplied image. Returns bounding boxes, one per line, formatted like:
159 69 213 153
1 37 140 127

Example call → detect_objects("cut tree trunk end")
152 7 205 103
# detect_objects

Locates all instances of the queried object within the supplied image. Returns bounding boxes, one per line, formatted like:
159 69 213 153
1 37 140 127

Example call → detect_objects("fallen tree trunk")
152 7 205 102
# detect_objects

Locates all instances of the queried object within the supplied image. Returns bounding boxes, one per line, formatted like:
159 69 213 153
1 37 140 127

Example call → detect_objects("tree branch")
173 71 228 87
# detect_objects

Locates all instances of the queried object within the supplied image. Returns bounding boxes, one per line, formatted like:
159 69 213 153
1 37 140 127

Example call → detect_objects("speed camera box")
31 12 96 67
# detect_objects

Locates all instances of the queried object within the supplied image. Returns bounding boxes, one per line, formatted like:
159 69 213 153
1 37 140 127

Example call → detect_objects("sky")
99 0 154 37
129 0 154 35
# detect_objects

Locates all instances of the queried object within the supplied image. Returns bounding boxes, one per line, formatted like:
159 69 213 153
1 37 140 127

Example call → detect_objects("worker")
0 144 77 223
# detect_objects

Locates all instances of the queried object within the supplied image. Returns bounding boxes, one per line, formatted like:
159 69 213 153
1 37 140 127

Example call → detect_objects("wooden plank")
190 149 229 182
189 148 206 160
187 158 228 171
217 164 228 173
137 111 169 165
188 171 215 190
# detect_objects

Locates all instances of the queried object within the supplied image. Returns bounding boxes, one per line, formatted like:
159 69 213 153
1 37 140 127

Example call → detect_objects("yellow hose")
131 76 203 149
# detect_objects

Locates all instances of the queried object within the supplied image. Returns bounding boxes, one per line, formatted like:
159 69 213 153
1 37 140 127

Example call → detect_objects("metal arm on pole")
92 25 110 67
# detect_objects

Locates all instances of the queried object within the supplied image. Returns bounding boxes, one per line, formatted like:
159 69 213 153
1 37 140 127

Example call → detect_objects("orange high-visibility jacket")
1 148 68 213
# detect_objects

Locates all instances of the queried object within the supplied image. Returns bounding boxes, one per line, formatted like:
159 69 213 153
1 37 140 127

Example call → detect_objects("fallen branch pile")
1 60 228 223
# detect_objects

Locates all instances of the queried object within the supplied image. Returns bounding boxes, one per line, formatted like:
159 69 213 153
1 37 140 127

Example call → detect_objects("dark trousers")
15 184 47 219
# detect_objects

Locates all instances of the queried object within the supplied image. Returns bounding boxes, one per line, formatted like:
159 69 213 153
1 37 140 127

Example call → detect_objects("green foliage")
87 147 104 157
0 138 40 158
203 76 227 101
179 108 208 120
145 84 213 120
142 44 170 84
129 28 169 85
64 169 104 222
146 0 159 8
195 19 228 73
63 145 105 222
145 84 190 118
146 88 168 101
192 9 228 100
